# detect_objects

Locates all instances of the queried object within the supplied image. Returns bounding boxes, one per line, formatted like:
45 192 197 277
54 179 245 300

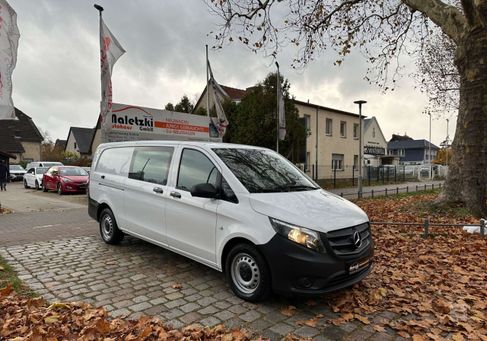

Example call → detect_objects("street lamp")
427 111 432 179
354 100 366 198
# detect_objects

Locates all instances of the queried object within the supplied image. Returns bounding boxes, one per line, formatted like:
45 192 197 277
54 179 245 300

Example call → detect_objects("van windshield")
212 148 319 193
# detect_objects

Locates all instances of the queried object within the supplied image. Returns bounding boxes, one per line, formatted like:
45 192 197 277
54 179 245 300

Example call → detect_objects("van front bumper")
257 234 373 295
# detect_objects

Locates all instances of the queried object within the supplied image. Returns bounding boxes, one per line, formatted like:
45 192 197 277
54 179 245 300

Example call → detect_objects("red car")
43 166 89 195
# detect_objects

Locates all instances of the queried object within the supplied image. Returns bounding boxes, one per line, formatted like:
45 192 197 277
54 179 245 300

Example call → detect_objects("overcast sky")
9 0 455 145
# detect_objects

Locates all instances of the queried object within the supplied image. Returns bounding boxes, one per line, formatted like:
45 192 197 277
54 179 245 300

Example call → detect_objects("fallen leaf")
280 305 297 317
354 314 370 325
44 315 59 324
171 283 182 290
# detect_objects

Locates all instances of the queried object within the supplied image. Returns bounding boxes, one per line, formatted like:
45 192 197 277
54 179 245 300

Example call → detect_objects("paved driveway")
0 181 87 212
0 185 402 340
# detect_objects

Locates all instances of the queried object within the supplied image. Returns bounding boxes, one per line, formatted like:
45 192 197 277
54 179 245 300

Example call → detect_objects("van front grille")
321 223 371 257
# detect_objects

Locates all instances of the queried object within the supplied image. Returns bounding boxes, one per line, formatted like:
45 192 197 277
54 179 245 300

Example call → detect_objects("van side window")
96 148 133 176
177 149 238 203
177 149 217 191
129 146 173 185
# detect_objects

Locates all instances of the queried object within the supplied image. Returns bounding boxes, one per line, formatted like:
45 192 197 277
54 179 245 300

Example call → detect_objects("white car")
23 167 49 190
89 141 373 301
9 164 26 181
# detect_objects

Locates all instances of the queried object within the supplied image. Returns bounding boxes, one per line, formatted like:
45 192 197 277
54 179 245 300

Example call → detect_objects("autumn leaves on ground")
327 192 487 340
1 191 486 340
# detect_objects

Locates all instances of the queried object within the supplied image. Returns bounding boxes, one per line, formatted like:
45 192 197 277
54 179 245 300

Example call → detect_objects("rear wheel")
99 208 124 244
225 243 272 302
57 183 63 195
23 180 29 189
42 183 48 192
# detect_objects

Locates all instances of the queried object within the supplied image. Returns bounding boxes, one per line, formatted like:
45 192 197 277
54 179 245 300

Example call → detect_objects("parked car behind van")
43 166 89 195
9 164 26 181
23 167 49 190
25 161 63 170
88 141 373 301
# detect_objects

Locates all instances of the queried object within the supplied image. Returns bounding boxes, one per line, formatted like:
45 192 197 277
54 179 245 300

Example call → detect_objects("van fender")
216 228 274 270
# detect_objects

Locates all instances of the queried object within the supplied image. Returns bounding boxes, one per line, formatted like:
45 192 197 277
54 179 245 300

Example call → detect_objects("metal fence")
300 164 449 187
338 183 442 200
371 218 486 238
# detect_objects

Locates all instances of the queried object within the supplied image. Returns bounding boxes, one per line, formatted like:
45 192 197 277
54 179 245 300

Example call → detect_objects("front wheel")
35 180 40 190
99 208 124 244
225 243 272 302
57 183 63 195
24 180 29 189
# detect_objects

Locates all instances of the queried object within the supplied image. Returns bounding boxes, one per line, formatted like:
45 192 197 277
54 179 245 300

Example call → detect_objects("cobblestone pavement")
0 234 404 340
0 208 97 246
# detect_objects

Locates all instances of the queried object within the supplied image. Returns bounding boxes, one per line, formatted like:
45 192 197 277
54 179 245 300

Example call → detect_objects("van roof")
98 140 271 151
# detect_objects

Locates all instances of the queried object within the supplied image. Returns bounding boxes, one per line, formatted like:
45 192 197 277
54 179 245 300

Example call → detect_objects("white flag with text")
99 16 125 125
0 0 19 120
207 60 229 137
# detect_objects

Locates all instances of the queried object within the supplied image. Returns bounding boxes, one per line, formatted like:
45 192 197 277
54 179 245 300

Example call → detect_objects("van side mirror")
191 183 218 199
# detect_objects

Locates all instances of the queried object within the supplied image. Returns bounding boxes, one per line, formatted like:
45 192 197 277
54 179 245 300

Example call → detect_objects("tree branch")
401 0 467 43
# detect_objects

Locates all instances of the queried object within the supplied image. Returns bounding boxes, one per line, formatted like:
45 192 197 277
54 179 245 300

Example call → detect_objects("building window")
304 115 311 137
340 121 347 138
353 123 359 139
372 128 376 138
332 154 344 171
325 118 333 136
354 155 358 167
399 149 405 156
74 142 77 149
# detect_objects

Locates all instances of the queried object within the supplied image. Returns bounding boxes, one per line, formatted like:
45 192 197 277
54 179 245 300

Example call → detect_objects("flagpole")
275 62 280 153
206 45 210 117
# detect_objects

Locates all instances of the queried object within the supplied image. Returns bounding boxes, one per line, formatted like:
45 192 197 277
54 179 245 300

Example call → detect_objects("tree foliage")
229 73 306 162
174 95 194 113
207 0 487 216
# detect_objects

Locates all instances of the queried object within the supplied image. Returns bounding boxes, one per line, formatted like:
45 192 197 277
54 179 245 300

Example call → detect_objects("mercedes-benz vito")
88 141 373 301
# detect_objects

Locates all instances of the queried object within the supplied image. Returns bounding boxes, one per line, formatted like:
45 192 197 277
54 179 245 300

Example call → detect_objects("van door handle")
101 175 105 179
153 187 164 194
170 191 181 198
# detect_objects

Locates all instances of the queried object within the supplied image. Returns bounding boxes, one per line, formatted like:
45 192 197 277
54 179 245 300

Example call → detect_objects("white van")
25 161 63 170
88 141 373 301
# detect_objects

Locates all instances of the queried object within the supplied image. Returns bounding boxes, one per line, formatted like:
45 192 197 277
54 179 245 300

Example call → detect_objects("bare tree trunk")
444 29 487 217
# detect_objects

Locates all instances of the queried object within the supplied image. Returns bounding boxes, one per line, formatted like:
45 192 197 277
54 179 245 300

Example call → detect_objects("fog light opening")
297 277 313 289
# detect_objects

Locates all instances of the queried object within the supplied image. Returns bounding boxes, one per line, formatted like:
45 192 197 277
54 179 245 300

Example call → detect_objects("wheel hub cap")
231 253 261 295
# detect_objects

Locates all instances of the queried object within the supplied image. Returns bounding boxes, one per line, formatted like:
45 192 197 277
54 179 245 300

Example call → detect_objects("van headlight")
269 218 324 252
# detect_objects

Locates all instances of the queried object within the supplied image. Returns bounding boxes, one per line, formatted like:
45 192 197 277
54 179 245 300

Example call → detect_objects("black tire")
42 183 48 192
225 243 272 302
57 183 63 195
99 208 124 244
35 180 40 190
23 180 29 189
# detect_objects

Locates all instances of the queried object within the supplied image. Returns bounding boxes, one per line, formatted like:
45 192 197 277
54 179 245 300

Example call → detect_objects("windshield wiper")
286 185 320 191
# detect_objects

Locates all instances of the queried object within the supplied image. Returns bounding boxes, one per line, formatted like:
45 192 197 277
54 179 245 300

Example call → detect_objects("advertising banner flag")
276 68 286 141
0 0 19 120
207 60 229 137
99 15 125 126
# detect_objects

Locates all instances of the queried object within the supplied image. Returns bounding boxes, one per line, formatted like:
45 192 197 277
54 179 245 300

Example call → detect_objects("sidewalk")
327 180 445 199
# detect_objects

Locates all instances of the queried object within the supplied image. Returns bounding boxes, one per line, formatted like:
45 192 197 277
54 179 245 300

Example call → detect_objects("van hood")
249 189 368 233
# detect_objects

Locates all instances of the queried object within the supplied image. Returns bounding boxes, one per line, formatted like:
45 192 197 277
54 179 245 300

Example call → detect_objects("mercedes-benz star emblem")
353 231 362 248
